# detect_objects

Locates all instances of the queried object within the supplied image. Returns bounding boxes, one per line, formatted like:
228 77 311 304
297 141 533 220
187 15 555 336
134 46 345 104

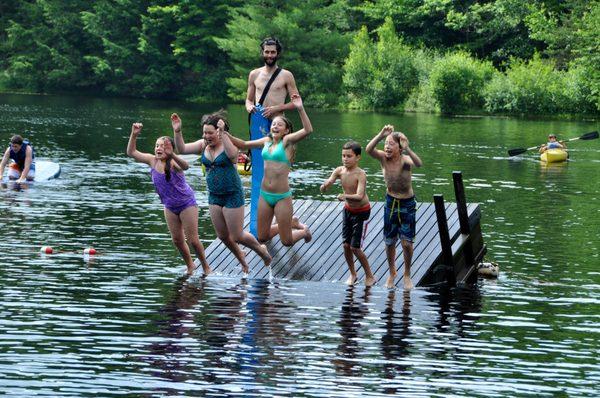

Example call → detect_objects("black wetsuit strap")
258 67 282 106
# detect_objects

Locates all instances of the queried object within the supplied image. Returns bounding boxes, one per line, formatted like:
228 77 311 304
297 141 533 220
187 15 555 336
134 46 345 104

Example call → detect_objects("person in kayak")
0 134 36 183
539 134 566 153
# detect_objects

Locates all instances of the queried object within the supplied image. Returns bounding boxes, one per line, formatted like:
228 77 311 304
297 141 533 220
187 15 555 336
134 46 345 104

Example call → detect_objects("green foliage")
570 2 600 111
404 48 441 112
357 0 538 65
429 51 495 114
342 27 376 109
4 1 95 92
0 0 597 115
343 18 418 109
216 0 353 107
482 54 596 114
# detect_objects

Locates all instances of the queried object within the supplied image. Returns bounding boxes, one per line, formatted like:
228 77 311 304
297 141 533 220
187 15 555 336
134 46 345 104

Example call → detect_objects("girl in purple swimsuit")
127 122 211 276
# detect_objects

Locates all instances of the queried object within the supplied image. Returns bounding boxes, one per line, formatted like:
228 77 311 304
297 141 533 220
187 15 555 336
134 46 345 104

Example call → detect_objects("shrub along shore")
1 1 598 116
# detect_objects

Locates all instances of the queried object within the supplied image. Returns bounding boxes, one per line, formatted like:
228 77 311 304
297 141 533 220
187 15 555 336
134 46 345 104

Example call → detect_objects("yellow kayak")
540 148 568 163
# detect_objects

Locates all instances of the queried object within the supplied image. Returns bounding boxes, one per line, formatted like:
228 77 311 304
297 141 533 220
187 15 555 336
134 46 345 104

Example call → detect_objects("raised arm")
0 148 10 179
366 125 392 162
223 130 268 151
217 119 241 162
284 94 313 145
320 167 341 193
171 113 204 155
400 133 423 168
126 123 154 165
163 138 189 171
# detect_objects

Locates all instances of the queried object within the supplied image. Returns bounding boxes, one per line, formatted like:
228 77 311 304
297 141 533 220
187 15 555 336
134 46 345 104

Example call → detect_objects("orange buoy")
83 247 97 255
40 246 53 254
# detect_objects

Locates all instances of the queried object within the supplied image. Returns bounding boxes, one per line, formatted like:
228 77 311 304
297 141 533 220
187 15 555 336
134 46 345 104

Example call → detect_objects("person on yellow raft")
539 133 568 162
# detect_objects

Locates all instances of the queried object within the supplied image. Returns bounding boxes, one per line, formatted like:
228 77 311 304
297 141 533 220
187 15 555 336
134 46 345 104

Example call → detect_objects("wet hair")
200 109 230 132
271 115 296 164
342 141 361 156
390 132 404 149
159 136 176 182
10 135 23 145
274 115 293 136
260 37 282 54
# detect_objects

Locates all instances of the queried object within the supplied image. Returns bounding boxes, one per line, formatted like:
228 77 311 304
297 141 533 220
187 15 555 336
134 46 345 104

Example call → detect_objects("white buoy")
477 261 499 278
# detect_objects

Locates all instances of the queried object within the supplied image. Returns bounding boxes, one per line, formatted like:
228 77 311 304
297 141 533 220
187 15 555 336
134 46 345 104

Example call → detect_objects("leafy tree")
429 51 495 114
343 18 418 109
342 26 375 109
357 0 538 66
4 1 95 91
216 0 353 107
81 0 149 95
170 0 241 101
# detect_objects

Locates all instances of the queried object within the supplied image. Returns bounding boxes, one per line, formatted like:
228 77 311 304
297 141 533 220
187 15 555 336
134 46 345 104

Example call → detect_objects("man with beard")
245 37 301 237
245 37 299 120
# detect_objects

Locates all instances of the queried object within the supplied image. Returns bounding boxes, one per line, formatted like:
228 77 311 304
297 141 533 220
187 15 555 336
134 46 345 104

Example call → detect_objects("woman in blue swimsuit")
172 111 272 274
225 94 312 247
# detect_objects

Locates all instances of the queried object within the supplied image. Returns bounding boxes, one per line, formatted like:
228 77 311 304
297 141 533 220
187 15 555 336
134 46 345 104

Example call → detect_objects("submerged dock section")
204 171 486 287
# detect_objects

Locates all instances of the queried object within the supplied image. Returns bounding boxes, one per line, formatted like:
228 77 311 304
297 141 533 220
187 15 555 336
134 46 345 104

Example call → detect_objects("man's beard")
263 56 278 66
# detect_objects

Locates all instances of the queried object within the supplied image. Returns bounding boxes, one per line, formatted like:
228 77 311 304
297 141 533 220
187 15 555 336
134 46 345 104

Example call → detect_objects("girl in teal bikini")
172 111 272 274
225 94 312 246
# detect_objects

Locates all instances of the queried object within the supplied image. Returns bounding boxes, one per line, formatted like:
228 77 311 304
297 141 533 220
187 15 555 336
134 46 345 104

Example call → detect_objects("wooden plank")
317 201 385 283
281 200 341 280
201 199 484 288
253 199 316 279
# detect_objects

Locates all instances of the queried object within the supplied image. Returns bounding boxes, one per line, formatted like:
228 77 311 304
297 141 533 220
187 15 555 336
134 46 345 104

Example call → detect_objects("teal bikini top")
262 140 291 166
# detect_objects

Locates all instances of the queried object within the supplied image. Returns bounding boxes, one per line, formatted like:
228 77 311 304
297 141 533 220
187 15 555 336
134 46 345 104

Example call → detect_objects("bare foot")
403 277 414 290
195 259 212 275
303 226 312 243
241 262 249 275
365 275 376 287
259 244 272 267
291 217 305 230
186 265 195 276
384 273 397 289
346 274 358 285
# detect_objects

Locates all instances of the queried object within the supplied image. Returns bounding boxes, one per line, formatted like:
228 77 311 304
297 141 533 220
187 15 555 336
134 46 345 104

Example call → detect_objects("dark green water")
1 93 599 397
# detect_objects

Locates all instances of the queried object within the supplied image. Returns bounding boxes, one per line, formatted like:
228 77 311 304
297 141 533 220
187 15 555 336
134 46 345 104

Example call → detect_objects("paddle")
508 131 599 157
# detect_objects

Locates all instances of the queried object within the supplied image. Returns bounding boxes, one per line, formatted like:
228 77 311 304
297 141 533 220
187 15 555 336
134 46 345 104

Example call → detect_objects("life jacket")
547 141 561 149
9 140 35 170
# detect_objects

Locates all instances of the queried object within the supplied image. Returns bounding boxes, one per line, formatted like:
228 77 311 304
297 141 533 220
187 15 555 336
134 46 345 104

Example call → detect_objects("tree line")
1 0 598 115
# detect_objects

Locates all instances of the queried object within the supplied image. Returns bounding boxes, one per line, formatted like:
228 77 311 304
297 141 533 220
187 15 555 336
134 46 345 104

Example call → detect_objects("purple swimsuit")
151 167 197 215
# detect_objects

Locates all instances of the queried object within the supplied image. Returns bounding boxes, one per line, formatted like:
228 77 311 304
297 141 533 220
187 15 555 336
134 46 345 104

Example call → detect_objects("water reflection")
334 286 372 376
380 289 412 393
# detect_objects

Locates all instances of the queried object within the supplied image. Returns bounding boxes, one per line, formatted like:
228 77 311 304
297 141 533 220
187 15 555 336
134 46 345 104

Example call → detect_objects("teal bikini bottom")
260 189 292 207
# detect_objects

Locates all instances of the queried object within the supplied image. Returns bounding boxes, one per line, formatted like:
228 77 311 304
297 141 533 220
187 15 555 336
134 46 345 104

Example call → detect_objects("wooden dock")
204 172 486 287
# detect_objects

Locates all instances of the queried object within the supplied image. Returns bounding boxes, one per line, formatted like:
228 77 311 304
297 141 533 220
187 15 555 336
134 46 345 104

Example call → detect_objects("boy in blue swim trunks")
366 125 423 290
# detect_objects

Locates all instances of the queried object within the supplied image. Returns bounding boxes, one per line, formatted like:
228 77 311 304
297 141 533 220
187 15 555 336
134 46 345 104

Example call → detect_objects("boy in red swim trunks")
321 141 375 286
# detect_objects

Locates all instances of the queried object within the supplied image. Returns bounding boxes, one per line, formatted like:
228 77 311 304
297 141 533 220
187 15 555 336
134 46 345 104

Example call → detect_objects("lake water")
0 93 599 397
